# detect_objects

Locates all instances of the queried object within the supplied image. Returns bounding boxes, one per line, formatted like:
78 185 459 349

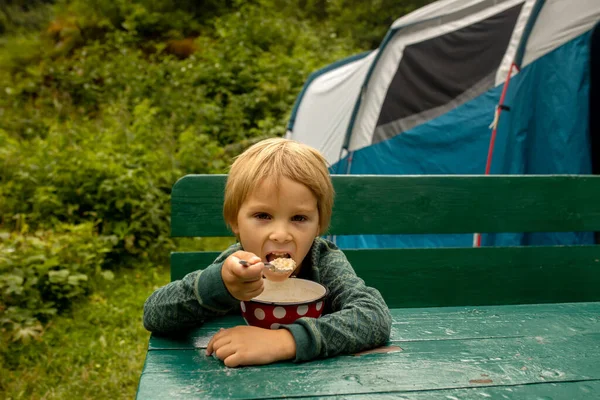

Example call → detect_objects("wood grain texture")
170 252 219 281
296 381 600 399
138 332 600 399
140 174 600 399
171 174 600 237
170 246 600 307
148 302 600 351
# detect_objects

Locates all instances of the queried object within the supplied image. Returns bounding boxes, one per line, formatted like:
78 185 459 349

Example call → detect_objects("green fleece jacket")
143 237 392 362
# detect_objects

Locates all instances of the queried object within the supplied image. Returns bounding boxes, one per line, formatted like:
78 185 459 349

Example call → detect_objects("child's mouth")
266 252 292 262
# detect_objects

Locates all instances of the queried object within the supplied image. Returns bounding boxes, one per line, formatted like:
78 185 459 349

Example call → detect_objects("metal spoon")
238 260 294 282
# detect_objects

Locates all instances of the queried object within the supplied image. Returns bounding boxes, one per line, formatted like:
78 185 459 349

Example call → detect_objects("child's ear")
230 221 239 235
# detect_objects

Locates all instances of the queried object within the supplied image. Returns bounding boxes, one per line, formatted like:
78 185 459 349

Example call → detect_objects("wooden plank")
169 246 600 306
171 175 600 237
170 251 220 281
299 380 600 399
148 315 240 350
389 302 600 342
137 333 600 399
171 175 227 237
347 246 600 307
147 302 600 350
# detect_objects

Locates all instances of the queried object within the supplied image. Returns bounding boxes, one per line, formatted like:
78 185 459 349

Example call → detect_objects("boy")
143 138 391 367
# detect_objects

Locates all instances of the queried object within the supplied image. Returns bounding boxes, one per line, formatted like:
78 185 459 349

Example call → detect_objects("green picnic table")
137 175 600 399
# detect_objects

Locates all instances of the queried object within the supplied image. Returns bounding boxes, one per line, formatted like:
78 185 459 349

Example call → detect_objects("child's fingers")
223 353 243 368
211 337 232 356
233 261 264 282
206 337 214 356
215 344 237 361
244 282 264 299
231 251 261 265
206 328 227 356
205 331 217 355
228 252 262 278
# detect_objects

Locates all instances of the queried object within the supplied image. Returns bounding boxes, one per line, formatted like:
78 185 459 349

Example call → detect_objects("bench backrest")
171 174 600 308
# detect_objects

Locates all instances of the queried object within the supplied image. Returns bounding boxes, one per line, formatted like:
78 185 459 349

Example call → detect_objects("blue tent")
287 0 600 249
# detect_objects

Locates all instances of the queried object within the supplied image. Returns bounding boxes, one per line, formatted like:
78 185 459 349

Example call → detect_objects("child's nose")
269 223 292 242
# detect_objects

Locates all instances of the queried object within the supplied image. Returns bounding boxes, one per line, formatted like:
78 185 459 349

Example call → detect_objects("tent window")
377 3 523 128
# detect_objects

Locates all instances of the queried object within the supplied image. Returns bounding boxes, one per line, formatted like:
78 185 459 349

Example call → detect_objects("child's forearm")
275 328 297 361
286 251 392 361
288 294 391 361
143 264 239 334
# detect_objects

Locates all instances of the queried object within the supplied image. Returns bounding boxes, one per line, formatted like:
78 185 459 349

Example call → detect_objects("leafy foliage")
0 0 55 35
1 0 432 397
0 265 170 398
0 5 329 341
273 0 437 49
0 0 429 348
0 224 115 343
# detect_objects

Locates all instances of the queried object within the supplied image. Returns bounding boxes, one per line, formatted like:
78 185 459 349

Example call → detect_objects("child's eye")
291 215 307 222
254 213 271 220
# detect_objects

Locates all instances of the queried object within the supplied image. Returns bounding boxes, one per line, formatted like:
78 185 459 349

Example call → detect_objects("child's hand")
206 326 296 367
222 252 265 301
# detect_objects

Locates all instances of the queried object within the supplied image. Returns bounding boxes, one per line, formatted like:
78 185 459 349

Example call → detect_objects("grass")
0 264 170 400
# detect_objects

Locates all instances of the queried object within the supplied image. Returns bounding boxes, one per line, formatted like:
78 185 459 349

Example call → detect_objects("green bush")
0 1 55 35
0 115 181 263
1 5 356 141
0 223 116 343
0 0 431 347
55 0 229 40
0 0 357 264
0 1 359 338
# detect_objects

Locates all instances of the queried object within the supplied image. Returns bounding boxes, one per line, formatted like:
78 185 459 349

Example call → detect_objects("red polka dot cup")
240 278 328 330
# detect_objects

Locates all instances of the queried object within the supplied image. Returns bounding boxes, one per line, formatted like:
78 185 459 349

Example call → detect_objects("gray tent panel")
374 3 523 143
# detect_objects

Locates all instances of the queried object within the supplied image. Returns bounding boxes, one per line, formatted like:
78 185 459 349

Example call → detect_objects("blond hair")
223 138 334 235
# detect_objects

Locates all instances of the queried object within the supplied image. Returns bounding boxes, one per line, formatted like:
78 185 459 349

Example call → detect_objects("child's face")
231 176 320 271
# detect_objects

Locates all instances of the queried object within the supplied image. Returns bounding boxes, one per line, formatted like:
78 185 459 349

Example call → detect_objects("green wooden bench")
137 174 600 399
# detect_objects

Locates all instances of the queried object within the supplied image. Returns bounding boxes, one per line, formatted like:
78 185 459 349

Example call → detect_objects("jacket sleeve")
283 244 392 361
142 247 241 334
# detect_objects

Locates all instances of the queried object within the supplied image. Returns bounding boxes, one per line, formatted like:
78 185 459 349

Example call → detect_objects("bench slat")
303 381 600 400
171 175 600 237
138 333 600 399
138 370 600 400
171 245 600 307
170 252 219 281
148 302 600 350
143 174 600 399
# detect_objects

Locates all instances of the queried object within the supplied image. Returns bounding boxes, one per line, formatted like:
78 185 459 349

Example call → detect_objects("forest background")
0 0 433 398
